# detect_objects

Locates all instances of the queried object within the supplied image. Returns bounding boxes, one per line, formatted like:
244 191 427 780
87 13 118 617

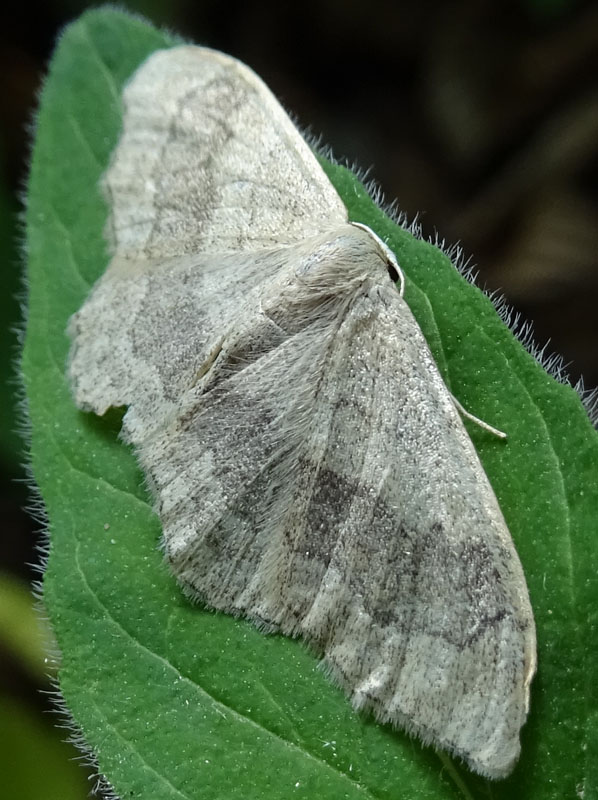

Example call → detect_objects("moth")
67 45 536 779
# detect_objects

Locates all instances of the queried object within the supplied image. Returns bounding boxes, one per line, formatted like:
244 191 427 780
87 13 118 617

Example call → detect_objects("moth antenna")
451 394 507 439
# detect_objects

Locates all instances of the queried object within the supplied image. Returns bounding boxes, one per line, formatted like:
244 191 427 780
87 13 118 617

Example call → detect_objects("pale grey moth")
67 45 536 779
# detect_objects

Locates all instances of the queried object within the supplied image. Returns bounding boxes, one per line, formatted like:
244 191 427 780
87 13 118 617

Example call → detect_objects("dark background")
2 0 597 796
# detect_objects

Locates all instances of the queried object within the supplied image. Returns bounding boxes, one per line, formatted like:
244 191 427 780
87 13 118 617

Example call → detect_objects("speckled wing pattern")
67 46 536 780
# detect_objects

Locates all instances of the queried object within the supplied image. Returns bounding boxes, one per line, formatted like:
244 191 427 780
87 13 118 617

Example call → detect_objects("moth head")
350 222 404 295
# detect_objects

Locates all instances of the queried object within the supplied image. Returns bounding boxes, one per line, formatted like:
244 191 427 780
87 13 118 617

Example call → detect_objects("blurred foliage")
0 572 47 677
0 573 88 798
0 181 22 463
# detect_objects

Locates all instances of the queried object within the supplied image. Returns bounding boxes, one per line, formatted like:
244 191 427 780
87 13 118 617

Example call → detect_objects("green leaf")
23 7 598 799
